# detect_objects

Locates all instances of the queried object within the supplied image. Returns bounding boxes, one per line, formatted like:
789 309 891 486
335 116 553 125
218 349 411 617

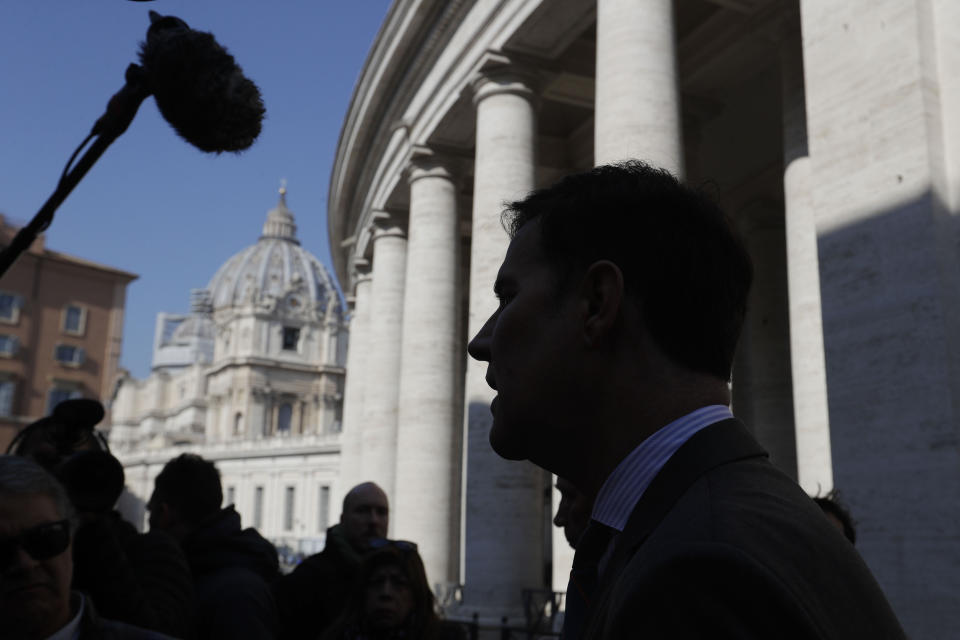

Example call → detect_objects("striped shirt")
592 404 733 532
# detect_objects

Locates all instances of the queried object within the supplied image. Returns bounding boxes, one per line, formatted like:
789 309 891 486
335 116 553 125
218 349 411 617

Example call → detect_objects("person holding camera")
8 399 196 638
0 455 174 639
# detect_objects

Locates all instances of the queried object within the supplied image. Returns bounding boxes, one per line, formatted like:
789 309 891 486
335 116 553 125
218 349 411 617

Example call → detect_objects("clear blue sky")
0 1 392 379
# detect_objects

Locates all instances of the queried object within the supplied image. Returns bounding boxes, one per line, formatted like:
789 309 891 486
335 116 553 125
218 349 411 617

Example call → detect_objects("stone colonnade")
339 0 831 616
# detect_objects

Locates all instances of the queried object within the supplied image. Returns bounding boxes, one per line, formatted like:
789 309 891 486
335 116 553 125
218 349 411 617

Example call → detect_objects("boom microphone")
139 10 265 153
0 11 266 277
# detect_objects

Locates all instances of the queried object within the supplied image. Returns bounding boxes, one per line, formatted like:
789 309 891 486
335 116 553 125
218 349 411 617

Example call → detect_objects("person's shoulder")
435 619 469 640
81 602 178 640
89 617 178 639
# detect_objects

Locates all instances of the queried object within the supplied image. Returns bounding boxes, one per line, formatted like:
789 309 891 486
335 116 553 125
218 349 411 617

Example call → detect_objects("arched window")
277 402 293 432
234 412 243 436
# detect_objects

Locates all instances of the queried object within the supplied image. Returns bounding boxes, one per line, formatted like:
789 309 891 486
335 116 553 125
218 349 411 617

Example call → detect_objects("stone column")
780 23 832 495
800 1 960 633
594 0 683 172
359 217 407 505
463 65 545 617
732 203 797 479
394 149 461 589
338 262 372 503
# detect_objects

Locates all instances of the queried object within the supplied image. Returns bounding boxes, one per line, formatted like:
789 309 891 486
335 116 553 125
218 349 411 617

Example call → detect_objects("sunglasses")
368 538 418 553
0 520 71 570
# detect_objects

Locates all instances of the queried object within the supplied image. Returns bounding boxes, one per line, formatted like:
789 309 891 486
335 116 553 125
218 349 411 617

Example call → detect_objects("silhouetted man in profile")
275 481 389 639
554 477 591 549
468 161 905 639
148 453 280 639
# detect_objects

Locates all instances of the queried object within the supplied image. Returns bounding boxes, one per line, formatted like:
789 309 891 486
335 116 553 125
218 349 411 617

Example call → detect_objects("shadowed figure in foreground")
554 477 592 550
321 541 466 640
9 400 195 638
813 489 857 545
149 453 280 639
467 161 906 640
275 482 390 640
0 455 173 640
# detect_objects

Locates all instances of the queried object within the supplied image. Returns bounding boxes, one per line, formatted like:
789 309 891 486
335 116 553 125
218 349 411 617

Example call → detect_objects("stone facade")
111 188 347 554
0 215 137 452
328 1 960 636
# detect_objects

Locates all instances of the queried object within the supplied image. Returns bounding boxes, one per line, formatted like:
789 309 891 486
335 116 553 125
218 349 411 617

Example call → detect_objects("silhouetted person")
321 541 466 640
467 161 906 640
813 490 857 544
554 477 592 549
275 482 389 640
148 453 280 639
9 400 195 638
0 455 172 639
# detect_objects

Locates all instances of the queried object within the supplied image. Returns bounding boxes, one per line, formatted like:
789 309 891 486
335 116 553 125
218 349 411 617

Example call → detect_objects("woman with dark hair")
321 541 465 640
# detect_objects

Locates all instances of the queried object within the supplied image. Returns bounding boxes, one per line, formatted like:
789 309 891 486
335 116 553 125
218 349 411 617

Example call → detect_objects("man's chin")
488 424 527 461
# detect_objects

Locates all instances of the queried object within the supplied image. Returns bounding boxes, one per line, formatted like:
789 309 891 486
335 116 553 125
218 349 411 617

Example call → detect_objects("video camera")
6 398 125 514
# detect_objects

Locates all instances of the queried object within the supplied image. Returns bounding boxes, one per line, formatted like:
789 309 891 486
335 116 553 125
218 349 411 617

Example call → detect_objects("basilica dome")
206 186 341 318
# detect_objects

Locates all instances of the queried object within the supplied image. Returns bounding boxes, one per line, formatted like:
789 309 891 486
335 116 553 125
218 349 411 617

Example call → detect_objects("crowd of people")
0 441 467 639
2 161 906 639
0 397 468 639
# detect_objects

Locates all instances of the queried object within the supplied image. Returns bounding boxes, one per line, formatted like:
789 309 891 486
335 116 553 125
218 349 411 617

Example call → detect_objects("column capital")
470 53 540 107
351 257 372 284
370 210 407 240
406 145 458 185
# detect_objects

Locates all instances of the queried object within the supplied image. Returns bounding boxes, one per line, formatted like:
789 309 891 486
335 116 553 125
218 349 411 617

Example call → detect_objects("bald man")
274 482 389 640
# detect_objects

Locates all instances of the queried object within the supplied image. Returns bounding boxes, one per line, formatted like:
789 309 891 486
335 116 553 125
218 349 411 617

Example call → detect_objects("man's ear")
580 260 624 347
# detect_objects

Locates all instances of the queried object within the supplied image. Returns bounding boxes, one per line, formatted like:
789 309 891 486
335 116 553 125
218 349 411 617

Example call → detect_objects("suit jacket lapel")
596 419 768 603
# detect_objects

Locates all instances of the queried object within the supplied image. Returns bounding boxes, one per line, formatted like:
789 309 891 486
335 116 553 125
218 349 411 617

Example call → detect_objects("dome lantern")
261 180 298 242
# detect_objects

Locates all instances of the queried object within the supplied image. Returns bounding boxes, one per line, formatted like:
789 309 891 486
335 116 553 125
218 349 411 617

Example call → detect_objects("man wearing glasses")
0 455 169 639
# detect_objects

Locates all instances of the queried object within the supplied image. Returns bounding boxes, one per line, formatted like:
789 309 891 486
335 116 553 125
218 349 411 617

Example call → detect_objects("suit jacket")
582 419 906 640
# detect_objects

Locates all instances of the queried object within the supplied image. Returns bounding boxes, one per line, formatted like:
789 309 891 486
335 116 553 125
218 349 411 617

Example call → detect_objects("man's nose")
553 510 565 528
9 545 40 571
467 315 494 362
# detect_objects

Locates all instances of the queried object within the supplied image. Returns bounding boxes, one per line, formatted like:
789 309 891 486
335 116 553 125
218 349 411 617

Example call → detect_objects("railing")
444 589 565 640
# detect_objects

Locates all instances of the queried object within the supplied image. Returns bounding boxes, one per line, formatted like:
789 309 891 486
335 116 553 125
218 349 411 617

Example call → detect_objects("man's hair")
153 453 222 525
503 161 753 380
0 454 75 522
813 489 857 545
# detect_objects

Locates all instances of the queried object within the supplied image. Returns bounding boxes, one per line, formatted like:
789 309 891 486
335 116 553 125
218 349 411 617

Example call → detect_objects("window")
62 305 86 335
0 292 22 324
0 334 18 357
318 485 330 532
0 379 15 417
54 344 85 366
253 486 264 529
277 402 293 432
332 398 343 432
283 486 295 531
47 383 82 413
233 412 243 436
226 486 236 507
282 327 300 351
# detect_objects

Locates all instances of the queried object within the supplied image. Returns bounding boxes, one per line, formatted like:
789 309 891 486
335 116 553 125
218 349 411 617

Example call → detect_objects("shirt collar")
591 405 733 531
46 592 84 640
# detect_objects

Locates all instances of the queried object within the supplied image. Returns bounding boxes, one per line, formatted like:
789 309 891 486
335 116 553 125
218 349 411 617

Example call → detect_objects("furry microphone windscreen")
138 11 265 153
